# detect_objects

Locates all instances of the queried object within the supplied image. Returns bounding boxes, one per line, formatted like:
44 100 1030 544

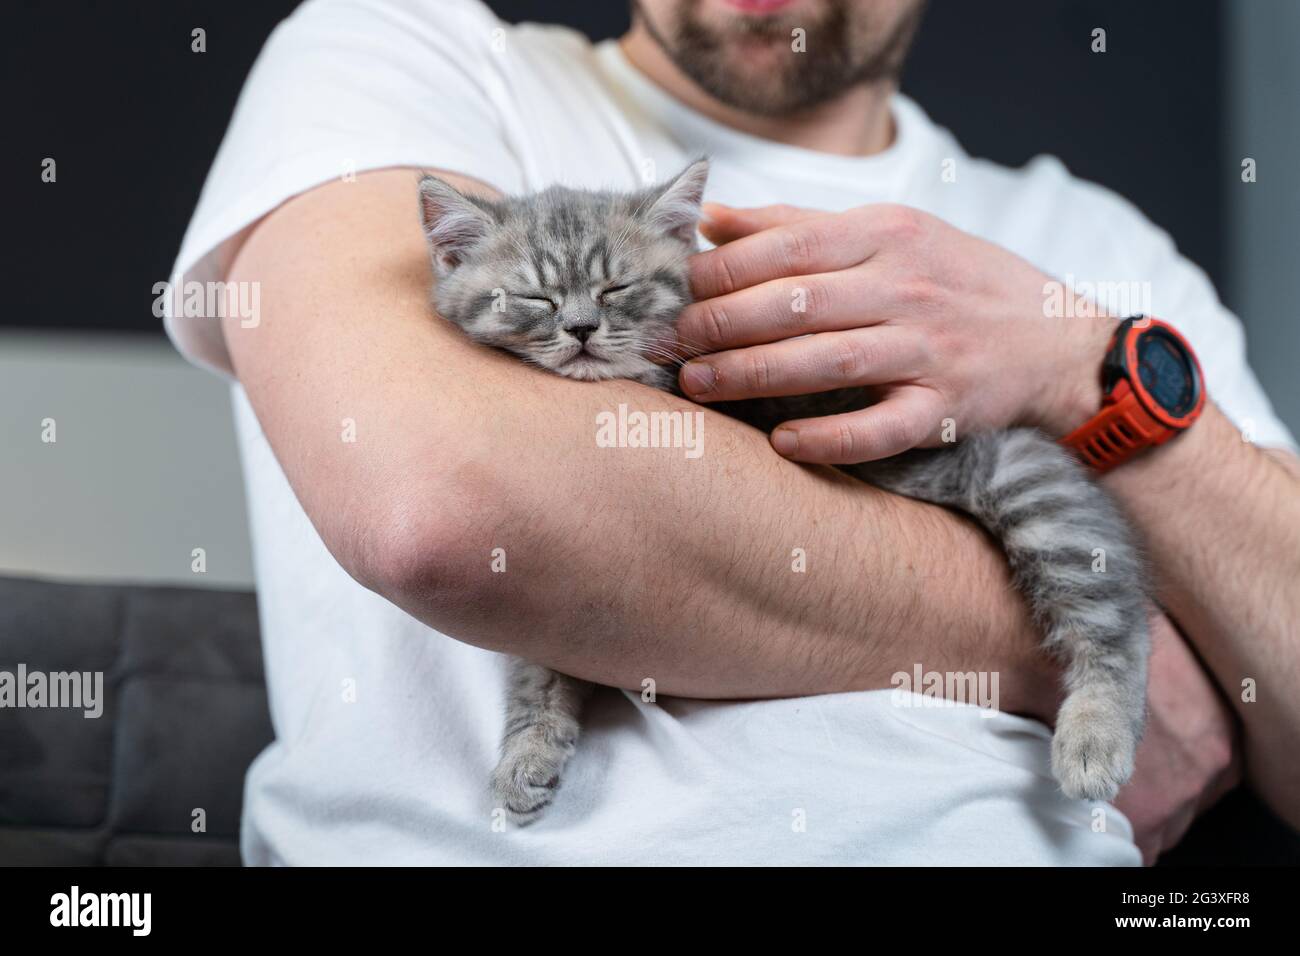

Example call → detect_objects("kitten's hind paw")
490 725 577 825
1050 692 1139 802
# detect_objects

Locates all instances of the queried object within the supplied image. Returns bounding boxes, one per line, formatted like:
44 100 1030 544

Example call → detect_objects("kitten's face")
419 161 708 387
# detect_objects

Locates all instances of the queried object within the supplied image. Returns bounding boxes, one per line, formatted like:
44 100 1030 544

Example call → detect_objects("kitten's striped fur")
419 161 1149 823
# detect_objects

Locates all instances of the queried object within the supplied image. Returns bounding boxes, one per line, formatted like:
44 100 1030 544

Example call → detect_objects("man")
168 0 1299 864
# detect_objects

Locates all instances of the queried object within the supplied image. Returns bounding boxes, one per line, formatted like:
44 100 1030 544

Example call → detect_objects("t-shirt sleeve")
166 0 525 375
1072 175 1299 455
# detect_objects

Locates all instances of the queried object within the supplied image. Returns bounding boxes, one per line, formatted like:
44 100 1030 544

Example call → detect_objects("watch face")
1136 327 1199 417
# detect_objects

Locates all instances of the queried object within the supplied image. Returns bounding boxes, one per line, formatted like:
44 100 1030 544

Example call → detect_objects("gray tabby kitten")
418 160 1149 823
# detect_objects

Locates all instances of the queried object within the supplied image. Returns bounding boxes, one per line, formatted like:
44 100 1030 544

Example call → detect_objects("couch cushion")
0 576 271 865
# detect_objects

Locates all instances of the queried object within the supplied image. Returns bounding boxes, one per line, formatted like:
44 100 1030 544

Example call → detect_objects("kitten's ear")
418 175 495 272
645 158 710 244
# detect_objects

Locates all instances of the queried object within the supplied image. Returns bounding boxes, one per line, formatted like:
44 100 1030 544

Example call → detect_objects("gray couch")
1 574 1295 866
0 576 270 865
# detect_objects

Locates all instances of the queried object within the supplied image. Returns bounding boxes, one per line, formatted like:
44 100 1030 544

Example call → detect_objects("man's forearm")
382 372 1055 712
1099 403 1300 825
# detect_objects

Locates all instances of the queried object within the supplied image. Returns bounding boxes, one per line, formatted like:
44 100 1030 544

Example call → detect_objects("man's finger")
675 271 891 355
689 204 928 300
679 327 929 402
689 213 871 300
769 386 945 464
699 203 822 245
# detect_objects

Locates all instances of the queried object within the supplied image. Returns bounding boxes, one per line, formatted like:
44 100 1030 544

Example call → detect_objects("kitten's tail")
855 429 1150 801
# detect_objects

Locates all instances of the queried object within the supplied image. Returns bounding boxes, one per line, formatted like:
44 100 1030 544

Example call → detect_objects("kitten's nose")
568 325 597 343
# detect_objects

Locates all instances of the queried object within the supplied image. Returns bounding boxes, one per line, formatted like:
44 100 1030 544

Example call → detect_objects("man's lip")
720 0 796 14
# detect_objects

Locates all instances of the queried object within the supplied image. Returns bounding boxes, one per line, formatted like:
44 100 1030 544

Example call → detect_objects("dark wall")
4 0 1222 334
5 0 302 335
904 0 1223 286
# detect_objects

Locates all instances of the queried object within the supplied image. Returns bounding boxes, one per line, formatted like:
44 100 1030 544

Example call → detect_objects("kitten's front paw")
1051 692 1139 802
490 725 577 825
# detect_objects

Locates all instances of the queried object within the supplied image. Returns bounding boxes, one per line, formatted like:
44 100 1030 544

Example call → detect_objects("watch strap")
1061 379 1180 473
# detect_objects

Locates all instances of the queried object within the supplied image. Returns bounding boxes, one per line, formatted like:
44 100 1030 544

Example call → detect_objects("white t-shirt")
168 0 1296 866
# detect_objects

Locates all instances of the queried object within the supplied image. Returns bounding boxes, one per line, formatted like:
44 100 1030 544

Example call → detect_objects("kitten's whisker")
633 344 691 369
661 328 714 350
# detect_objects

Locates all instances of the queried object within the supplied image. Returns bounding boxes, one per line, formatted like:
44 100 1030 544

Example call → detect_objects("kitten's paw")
490 725 577 825
1051 691 1139 802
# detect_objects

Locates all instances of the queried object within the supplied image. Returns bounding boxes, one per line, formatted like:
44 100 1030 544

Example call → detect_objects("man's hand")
675 203 1114 464
1114 612 1241 865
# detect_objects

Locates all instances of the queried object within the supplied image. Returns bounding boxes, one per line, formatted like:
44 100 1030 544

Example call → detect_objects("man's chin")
726 33 794 58
711 44 797 90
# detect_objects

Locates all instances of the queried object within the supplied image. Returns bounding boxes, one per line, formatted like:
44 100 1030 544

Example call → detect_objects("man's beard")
636 0 927 117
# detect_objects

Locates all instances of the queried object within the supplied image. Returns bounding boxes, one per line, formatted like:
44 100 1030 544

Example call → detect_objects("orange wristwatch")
1061 316 1206 473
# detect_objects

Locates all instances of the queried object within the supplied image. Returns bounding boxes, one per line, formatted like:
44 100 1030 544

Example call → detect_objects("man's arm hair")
220 168 1058 713
1103 407 1300 828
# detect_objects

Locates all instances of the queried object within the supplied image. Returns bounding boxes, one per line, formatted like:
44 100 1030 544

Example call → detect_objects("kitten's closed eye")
597 283 632 304
517 294 559 312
